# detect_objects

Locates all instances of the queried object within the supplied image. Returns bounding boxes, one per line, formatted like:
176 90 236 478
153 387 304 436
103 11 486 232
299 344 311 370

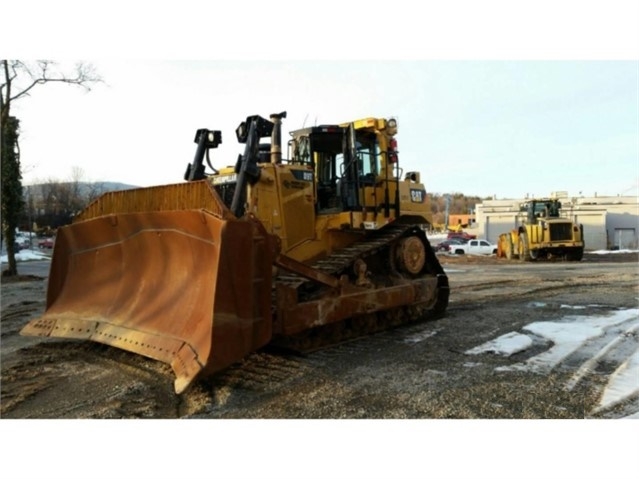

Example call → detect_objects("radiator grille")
549 222 573 241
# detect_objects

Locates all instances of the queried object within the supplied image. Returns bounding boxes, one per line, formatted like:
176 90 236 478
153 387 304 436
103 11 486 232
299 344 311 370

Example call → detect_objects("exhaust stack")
269 111 287 164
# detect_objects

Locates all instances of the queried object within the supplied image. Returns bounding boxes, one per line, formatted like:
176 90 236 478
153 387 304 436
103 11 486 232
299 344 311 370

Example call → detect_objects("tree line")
428 192 489 226
22 168 109 234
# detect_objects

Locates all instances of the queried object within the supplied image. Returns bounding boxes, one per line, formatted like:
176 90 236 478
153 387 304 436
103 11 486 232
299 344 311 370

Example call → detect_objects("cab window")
355 132 380 176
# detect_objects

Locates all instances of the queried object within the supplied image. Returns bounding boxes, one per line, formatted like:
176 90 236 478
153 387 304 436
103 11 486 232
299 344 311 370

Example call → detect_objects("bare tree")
86 181 107 203
26 168 108 232
69 166 87 213
1 60 101 276
2 61 101 104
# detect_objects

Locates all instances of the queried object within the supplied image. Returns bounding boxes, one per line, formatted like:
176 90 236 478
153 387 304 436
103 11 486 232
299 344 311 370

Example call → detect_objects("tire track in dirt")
1 341 178 418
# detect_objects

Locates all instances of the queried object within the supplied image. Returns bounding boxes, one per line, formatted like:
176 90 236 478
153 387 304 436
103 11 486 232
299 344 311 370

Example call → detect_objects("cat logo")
410 189 425 203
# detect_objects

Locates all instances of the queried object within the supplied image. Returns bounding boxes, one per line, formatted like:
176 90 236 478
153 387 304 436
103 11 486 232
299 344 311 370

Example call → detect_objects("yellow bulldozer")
496 198 584 261
21 111 449 393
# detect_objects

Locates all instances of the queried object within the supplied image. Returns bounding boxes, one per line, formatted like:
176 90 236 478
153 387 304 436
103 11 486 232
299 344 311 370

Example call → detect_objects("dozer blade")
21 208 274 394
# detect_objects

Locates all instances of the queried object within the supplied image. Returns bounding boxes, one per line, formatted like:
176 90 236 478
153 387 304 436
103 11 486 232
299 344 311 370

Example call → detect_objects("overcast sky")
11 60 637 200
5 2 638 202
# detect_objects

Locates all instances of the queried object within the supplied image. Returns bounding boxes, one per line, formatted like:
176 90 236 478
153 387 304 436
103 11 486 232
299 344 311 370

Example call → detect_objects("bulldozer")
21 111 449 393
496 198 584 261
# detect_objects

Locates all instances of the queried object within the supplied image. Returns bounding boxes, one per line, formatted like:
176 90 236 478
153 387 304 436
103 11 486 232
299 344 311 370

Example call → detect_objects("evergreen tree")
1 115 23 276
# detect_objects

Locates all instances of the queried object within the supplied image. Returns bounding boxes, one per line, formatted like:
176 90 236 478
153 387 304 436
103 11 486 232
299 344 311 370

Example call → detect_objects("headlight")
387 118 398 135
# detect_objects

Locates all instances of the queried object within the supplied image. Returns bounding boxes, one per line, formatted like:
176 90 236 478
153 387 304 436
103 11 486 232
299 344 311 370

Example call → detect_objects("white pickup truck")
449 239 498 255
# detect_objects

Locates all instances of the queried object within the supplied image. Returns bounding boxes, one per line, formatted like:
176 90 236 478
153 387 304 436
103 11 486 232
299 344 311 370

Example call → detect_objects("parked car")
447 231 477 241
38 237 54 249
449 239 498 255
435 238 468 252
15 231 35 249
16 239 30 249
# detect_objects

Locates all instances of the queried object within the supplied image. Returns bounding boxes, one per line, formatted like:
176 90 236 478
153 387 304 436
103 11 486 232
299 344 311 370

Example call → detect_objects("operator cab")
288 125 384 214
524 199 562 224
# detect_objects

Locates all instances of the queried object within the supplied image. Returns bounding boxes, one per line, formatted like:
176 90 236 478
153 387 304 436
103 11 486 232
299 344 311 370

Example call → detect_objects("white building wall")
484 215 517 243
573 196 639 249
569 211 608 250
475 201 520 244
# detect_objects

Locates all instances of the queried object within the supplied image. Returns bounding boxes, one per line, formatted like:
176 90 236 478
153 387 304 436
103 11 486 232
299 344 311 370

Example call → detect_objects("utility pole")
444 194 451 230
26 187 33 249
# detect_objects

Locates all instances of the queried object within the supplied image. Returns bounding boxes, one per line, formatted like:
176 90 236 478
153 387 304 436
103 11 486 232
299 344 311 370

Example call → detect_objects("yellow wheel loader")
22 112 449 393
496 198 584 262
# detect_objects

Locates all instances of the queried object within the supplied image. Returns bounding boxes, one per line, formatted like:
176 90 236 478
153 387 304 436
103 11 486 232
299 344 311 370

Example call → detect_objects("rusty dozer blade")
21 184 275 394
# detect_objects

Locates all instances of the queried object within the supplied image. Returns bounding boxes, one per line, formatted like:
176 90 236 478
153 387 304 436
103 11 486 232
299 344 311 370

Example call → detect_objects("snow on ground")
596 349 639 412
508 308 639 372
402 329 439 344
587 249 639 254
515 321 613 372
466 308 639 416
466 332 534 356
529 302 608 310
1 248 51 263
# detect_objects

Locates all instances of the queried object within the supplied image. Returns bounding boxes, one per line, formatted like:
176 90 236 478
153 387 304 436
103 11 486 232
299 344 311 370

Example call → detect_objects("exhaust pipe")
269 111 287 164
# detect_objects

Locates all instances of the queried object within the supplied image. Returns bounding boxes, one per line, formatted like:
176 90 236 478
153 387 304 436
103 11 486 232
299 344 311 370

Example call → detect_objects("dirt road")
1 253 638 419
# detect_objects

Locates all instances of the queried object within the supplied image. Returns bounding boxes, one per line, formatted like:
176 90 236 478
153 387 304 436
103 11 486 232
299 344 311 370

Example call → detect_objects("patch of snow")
528 302 605 310
467 308 639 415
502 309 638 373
518 321 605 372
403 330 438 344
565 320 639 391
597 349 639 411
527 302 548 308
587 249 639 255
1 249 51 263
463 362 482 368
466 332 533 356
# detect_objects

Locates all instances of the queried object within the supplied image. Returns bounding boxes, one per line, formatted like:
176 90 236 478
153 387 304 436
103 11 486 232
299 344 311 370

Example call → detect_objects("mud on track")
1 253 638 419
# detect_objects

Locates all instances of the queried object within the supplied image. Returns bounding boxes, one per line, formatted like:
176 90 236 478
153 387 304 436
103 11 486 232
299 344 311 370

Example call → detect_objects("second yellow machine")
496 198 584 261
22 112 449 393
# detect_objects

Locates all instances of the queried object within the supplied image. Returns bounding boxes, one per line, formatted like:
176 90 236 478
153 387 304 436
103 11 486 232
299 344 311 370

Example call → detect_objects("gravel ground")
2 252 637 420
2 252 637 479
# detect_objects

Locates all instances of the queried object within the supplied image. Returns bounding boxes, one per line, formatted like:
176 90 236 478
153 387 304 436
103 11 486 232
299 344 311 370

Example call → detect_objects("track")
272 223 449 351
274 223 413 292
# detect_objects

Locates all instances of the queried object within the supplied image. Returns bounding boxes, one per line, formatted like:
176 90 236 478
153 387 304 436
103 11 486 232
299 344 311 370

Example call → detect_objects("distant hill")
97 182 139 192
24 181 139 197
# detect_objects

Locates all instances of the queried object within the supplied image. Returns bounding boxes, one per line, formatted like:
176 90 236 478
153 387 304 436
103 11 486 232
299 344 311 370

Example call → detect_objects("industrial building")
474 192 639 251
